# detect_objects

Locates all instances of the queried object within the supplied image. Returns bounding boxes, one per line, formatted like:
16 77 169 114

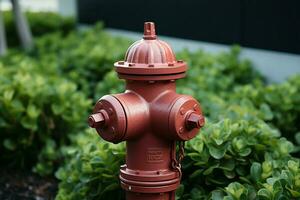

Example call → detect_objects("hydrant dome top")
125 22 176 64
115 22 187 80
125 38 176 64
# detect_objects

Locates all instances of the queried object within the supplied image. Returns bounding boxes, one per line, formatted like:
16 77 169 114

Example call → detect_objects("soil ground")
0 169 57 200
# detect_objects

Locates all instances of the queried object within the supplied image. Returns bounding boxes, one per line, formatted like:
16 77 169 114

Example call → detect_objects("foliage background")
0 12 299 200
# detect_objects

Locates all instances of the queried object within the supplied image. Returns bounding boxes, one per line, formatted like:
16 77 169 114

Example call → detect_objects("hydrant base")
120 179 180 194
120 166 180 194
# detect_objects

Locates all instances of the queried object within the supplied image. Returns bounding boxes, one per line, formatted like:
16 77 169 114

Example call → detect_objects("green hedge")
3 11 75 47
230 76 300 145
56 129 125 200
0 16 130 176
0 56 91 175
30 23 131 95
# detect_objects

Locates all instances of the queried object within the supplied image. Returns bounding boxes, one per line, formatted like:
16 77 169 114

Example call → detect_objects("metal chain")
171 141 185 179
178 141 185 164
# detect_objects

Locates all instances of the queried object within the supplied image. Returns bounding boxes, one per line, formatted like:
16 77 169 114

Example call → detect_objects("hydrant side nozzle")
88 112 106 128
186 113 205 129
88 113 104 128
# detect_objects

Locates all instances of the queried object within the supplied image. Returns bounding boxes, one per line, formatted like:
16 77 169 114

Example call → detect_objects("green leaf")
189 169 203 179
287 160 299 173
295 132 300 145
27 104 40 119
225 182 245 199
286 187 300 197
187 152 202 161
100 183 119 196
203 163 220 175
257 188 272 199
260 104 274 120
250 162 262 182
239 148 252 157
3 139 16 150
209 144 227 159
11 99 25 113
3 90 14 101
21 116 37 131
51 104 64 115
219 159 235 171
175 184 184 199
211 190 224 200
0 118 7 127
224 170 236 179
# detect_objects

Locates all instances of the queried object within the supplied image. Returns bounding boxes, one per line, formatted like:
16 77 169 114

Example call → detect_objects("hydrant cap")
125 22 175 64
115 22 187 80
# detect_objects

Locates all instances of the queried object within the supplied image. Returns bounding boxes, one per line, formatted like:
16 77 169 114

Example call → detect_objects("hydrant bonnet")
115 22 187 81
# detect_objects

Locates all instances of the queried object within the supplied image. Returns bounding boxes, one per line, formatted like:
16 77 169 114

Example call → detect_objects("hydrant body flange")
88 22 204 200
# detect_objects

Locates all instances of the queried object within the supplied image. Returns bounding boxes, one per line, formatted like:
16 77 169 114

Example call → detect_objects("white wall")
0 0 58 12
0 0 77 17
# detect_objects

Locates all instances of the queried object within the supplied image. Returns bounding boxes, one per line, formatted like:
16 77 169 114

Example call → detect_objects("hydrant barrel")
88 22 205 200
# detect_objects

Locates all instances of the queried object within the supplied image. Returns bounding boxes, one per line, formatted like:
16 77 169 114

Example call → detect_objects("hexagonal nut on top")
169 95 204 141
88 95 127 143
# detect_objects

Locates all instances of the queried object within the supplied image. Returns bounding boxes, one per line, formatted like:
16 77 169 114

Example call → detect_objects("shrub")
0 59 91 175
2 22 130 95
206 160 300 200
176 46 263 95
180 116 295 199
55 129 125 200
0 22 130 175
230 75 300 145
31 23 131 95
3 11 75 47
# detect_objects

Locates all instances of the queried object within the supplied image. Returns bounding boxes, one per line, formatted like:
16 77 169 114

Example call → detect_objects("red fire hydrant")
88 22 205 200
